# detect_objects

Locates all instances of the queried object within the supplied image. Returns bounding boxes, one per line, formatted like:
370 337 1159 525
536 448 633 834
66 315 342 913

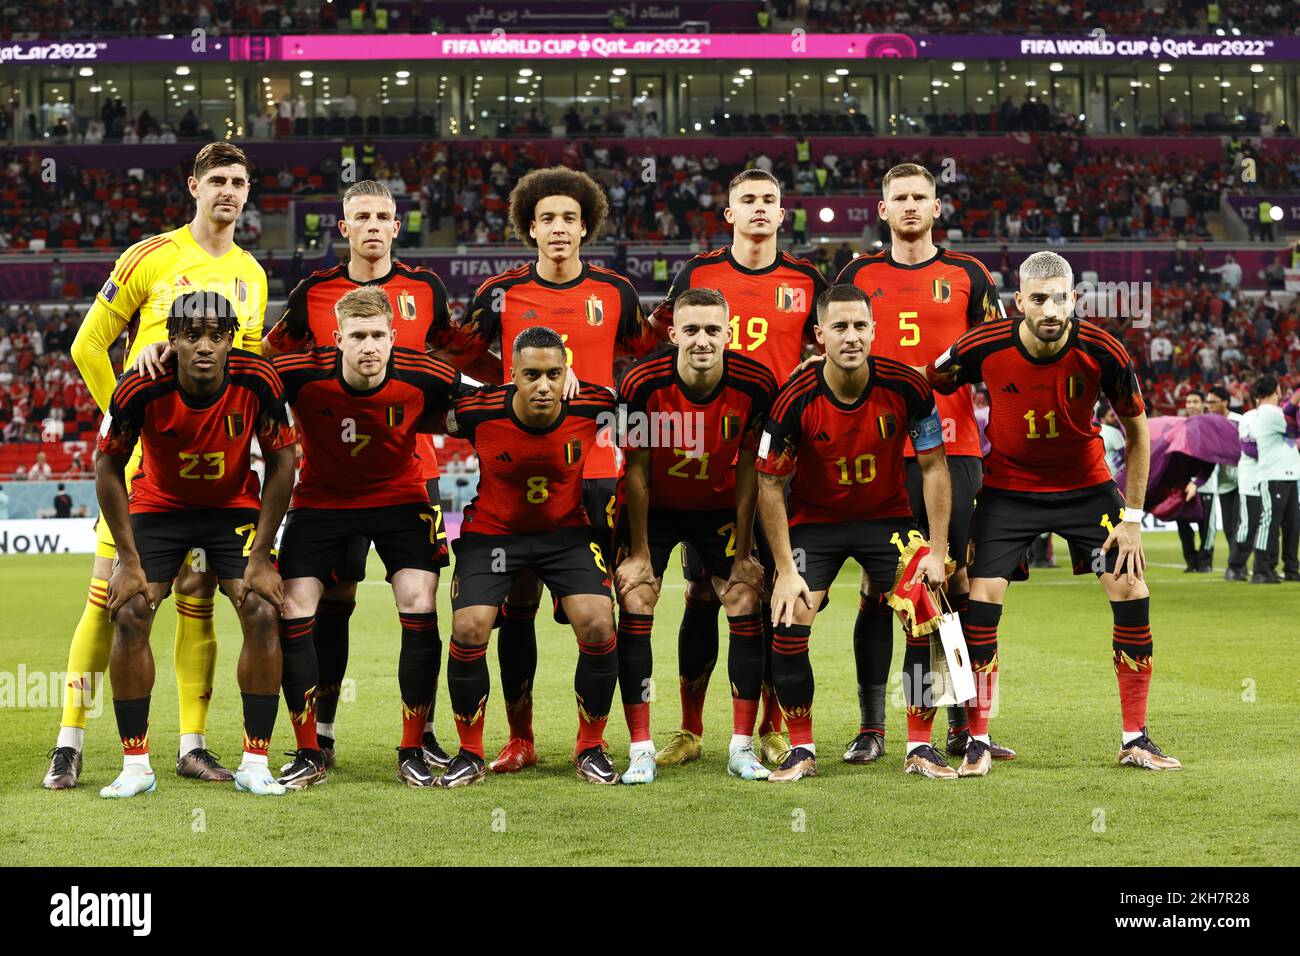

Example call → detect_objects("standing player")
613 288 777 784
261 179 473 769
44 143 268 790
836 162 1013 765
138 179 481 767
927 251 1181 775
271 287 468 788
456 167 656 773
439 327 621 787
757 284 952 782
95 292 295 797
648 168 826 769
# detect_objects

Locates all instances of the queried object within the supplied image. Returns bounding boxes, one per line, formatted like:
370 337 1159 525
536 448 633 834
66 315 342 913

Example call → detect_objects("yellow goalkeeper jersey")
71 223 268 412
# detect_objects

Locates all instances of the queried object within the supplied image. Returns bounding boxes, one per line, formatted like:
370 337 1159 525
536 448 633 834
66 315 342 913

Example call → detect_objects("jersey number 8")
526 476 550 504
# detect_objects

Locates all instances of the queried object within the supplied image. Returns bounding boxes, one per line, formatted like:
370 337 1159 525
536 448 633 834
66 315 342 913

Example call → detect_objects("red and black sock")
498 601 538 742
727 613 764 737
771 623 814 749
397 612 440 749
313 597 354 728
961 599 1001 738
1111 597 1153 735
575 633 618 756
757 609 785 736
278 616 319 752
902 625 937 745
617 611 654 742
852 591 892 737
946 590 971 732
113 696 150 755
677 593 718 736
447 639 489 758
241 692 279 756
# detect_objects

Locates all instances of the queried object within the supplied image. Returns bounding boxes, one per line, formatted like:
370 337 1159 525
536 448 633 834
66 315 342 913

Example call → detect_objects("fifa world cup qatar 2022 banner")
6 33 1300 65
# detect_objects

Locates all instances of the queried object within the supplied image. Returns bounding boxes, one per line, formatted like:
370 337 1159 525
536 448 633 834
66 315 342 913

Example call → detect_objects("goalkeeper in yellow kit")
43 143 270 789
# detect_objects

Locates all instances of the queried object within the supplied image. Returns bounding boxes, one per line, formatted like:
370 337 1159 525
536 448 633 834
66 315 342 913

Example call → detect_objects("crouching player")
273 286 467 788
613 288 777 783
440 327 621 787
757 284 952 782
95 291 296 797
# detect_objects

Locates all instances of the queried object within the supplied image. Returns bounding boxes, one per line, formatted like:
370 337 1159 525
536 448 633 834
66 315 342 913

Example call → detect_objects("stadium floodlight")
819 207 834 223
519 68 533 77
1270 206 1284 222
612 68 627 77
1250 64 1264 73
740 68 753 76
952 62 966 72
300 70 314 79
175 66 190 76
835 68 849 76
1159 63 1173 73
396 70 410 79
79 67 94 77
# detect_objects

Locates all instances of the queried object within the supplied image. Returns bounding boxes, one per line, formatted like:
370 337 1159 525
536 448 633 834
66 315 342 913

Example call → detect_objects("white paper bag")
928 611 976 706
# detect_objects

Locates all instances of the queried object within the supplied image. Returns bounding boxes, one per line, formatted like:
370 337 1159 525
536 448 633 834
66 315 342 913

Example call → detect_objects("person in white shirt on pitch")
1249 374 1300 583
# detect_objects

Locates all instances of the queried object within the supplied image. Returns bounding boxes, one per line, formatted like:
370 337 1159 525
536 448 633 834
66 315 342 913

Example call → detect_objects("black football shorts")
968 482 1127 581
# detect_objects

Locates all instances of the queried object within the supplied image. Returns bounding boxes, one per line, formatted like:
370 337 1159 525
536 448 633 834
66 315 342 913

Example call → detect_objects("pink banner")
266 32 919 62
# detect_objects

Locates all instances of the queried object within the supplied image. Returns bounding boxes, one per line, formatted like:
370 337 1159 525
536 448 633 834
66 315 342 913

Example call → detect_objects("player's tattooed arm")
914 443 952 587
1105 411 1151 584
757 470 810 627
614 448 658 603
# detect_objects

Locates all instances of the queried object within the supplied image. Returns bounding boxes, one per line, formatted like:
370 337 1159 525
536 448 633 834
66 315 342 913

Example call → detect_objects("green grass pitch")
1 533 1296 867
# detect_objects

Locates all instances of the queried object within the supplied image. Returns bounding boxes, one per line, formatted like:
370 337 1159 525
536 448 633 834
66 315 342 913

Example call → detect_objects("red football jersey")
617 350 777 510
98 350 294 513
927 317 1145 493
651 246 827 382
838 247 1003 458
275 346 463 510
461 261 654 480
756 357 939 524
264 260 453 481
450 382 616 535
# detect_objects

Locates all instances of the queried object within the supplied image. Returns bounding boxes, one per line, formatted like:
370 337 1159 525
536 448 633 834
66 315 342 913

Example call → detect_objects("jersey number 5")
898 311 921 347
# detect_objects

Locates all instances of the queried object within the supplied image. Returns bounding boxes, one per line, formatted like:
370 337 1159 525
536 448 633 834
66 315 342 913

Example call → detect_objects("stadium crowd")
800 0 1300 35
5 132 1289 256
434 134 1290 246
5 0 1299 37
0 307 100 456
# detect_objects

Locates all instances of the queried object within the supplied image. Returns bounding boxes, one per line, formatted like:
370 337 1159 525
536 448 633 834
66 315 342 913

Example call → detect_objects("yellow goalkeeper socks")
174 594 217 740
57 578 113 741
